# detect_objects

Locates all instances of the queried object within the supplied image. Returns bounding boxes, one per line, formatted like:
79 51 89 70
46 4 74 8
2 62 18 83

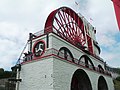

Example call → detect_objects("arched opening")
71 69 92 90
98 76 108 90
58 47 74 62
78 55 95 70
98 65 104 73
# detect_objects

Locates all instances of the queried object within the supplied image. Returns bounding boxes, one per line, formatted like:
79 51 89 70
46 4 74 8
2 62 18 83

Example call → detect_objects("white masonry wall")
19 57 54 90
49 33 105 69
19 33 114 90
53 57 114 90
19 56 114 90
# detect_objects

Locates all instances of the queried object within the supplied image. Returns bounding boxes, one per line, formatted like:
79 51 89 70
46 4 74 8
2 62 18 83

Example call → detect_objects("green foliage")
114 79 120 90
116 76 120 81
0 68 4 73
0 68 16 79
112 68 120 74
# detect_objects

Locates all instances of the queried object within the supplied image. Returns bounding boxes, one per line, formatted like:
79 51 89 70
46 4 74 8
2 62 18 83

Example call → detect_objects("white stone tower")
16 7 114 90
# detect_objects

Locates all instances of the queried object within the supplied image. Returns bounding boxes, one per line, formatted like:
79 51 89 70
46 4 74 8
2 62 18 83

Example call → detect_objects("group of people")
23 51 33 62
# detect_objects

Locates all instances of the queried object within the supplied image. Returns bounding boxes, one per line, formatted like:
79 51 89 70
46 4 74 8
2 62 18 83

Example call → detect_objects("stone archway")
71 69 92 90
58 47 74 62
98 65 104 73
98 76 108 90
79 55 95 70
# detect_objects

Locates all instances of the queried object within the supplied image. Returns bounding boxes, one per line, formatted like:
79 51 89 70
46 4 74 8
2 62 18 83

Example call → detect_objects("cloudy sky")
0 0 120 70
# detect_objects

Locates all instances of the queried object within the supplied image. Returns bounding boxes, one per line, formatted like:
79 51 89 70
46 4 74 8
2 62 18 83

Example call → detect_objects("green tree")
116 76 120 81
0 68 4 79
0 68 14 79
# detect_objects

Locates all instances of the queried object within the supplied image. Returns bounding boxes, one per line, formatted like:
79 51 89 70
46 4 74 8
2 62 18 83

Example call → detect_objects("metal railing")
21 48 111 77
29 27 104 63
33 30 44 37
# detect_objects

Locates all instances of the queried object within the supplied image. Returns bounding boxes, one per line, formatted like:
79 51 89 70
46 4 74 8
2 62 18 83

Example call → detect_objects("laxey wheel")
44 7 86 48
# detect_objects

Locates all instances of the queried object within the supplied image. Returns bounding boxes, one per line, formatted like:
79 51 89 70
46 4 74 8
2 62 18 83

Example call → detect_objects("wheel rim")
45 7 86 47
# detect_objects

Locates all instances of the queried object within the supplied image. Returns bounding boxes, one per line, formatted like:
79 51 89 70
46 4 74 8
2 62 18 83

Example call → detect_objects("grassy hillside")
114 79 120 90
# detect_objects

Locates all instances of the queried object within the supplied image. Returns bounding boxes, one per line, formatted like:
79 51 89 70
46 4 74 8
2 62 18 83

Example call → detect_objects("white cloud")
81 0 120 68
0 22 20 37
98 34 116 47
101 47 120 67
0 39 20 70
0 22 29 70
0 0 120 70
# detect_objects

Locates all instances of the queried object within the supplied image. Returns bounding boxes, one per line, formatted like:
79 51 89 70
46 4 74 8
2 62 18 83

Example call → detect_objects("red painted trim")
29 31 104 64
44 7 86 47
44 10 57 33
112 0 120 30
32 40 46 59
21 48 111 77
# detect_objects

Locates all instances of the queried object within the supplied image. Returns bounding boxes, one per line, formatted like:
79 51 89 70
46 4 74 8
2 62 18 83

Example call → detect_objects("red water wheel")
44 7 86 47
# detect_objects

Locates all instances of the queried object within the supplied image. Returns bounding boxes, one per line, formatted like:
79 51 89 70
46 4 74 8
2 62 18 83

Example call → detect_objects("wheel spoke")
45 7 86 47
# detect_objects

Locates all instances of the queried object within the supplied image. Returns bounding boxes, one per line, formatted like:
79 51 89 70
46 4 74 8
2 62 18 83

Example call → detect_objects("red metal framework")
44 7 86 47
112 0 120 30
21 48 111 77
32 40 46 58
